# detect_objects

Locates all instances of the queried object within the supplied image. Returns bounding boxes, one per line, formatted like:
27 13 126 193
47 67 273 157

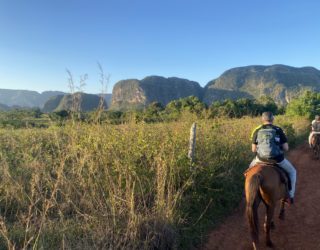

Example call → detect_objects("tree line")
1 91 319 128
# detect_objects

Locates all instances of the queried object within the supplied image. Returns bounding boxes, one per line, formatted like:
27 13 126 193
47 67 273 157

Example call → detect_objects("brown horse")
245 164 288 249
311 133 320 159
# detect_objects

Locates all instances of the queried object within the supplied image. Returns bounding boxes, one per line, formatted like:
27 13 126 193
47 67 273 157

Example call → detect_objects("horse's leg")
270 220 275 230
263 214 275 230
264 204 275 247
314 145 318 158
279 200 285 220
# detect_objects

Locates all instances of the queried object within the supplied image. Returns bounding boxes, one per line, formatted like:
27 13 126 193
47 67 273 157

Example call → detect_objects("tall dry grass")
0 115 309 249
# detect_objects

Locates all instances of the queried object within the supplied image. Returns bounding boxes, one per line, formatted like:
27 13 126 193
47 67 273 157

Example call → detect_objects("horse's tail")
246 173 262 243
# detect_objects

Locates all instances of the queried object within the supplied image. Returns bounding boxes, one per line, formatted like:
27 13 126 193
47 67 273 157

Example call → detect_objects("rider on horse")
249 111 296 204
308 115 320 147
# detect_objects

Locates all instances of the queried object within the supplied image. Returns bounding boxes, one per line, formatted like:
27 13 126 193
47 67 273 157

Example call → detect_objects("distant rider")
308 115 320 147
249 111 296 204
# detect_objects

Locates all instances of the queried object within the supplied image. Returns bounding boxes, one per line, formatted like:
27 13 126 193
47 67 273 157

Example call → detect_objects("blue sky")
1 0 320 93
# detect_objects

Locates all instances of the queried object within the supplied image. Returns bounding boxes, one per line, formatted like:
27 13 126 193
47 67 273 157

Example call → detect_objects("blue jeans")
249 157 297 198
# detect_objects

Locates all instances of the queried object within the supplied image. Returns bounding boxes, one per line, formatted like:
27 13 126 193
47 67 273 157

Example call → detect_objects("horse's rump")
311 133 320 159
311 132 320 146
245 163 290 191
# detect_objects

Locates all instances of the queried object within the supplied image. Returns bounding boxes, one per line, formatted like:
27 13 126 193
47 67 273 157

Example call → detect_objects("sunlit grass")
0 115 308 249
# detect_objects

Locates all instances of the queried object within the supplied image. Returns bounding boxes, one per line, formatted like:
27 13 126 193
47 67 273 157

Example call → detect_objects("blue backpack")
257 128 282 160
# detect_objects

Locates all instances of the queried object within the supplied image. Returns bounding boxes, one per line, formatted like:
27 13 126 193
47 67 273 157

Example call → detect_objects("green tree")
209 96 279 118
286 91 320 119
165 96 206 118
143 102 164 123
255 95 278 115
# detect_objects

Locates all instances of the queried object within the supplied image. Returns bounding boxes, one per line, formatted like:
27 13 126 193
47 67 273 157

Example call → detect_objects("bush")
286 91 320 119
209 96 278 118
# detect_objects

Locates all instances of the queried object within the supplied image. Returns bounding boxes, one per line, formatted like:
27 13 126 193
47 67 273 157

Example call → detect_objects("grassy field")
0 115 308 249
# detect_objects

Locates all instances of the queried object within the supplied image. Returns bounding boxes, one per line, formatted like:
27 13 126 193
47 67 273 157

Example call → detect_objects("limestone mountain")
111 76 203 110
42 95 65 113
0 89 66 108
42 93 107 112
3 64 320 111
203 88 253 104
204 65 320 105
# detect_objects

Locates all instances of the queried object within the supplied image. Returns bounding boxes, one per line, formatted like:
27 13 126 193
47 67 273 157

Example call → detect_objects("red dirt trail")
203 144 320 250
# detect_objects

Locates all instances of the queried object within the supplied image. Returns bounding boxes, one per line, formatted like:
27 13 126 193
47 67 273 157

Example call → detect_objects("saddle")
272 165 292 191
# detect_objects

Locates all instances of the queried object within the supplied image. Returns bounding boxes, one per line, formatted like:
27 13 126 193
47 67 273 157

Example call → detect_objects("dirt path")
203 143 320 250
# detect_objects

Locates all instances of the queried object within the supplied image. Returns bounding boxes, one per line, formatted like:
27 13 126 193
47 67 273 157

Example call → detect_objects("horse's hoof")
266 240 274 248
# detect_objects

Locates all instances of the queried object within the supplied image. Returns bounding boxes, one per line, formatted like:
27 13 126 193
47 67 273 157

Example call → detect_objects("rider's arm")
278 127 288 152
282 142 289 152
311 120 316 131
251 144 257 153
251 127 259 153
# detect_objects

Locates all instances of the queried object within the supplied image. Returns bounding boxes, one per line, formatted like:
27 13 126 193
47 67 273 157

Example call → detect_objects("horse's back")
245 163 279 180
246 164 284 203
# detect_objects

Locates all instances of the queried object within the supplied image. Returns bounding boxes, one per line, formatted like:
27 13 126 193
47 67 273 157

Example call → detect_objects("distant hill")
0 89 66 108
111 76 203 110
204 65 320 105
111 65 320 109
42 93 107 112
99 93 112 106
3 64 320 111
0 103 10 111
42 95 65 113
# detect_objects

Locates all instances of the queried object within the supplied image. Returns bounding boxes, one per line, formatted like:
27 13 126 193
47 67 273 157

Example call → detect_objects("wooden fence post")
188 122 197 163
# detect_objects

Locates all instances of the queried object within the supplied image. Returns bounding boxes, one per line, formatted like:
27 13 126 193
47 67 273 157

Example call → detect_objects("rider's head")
315 115 320 121
262 111 274 124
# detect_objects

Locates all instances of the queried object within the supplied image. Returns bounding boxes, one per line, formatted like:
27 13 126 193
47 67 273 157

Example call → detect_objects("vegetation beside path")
0 114 309 249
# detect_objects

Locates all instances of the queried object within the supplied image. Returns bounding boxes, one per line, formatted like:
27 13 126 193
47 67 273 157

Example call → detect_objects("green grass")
0 115 309 249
